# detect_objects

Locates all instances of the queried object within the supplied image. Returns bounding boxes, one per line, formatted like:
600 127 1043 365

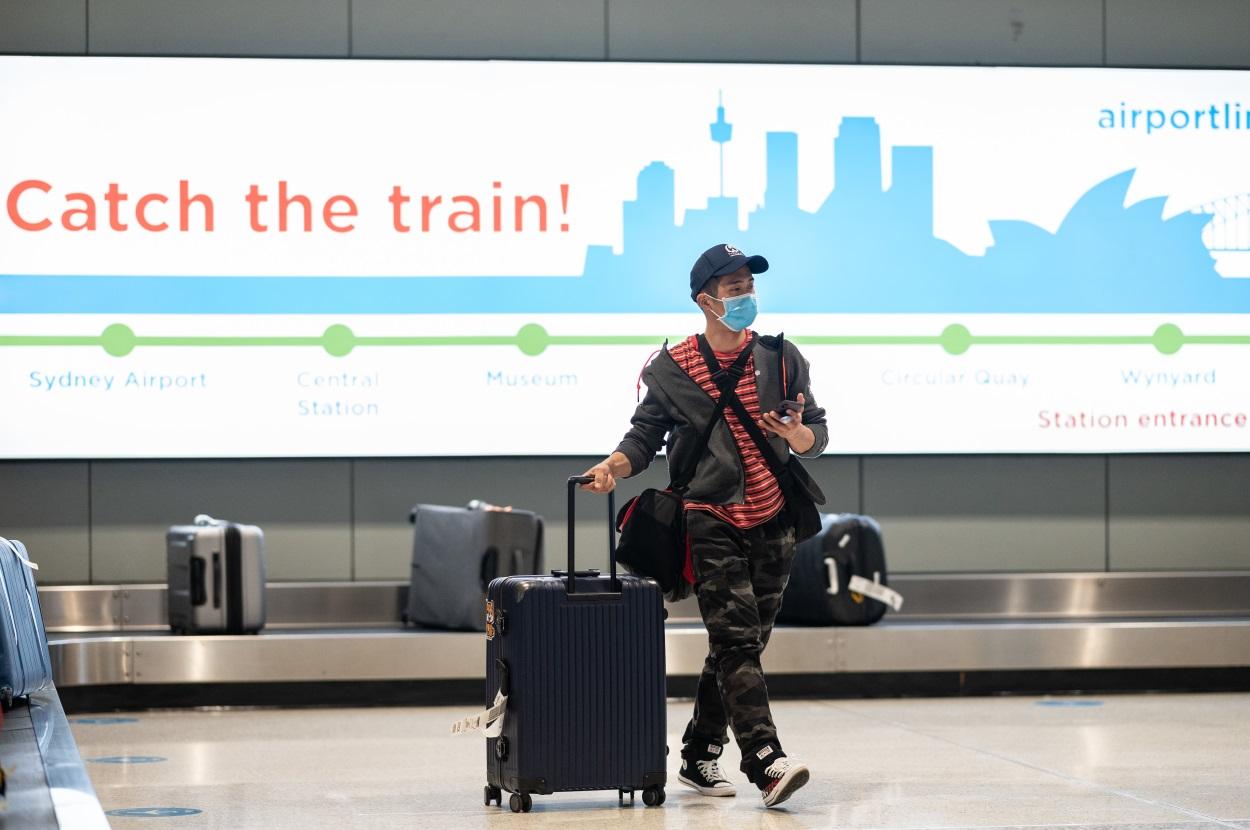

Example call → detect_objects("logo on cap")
725 245 742 256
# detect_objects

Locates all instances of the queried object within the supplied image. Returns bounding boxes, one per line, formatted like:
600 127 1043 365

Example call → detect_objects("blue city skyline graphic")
5 94 1250 315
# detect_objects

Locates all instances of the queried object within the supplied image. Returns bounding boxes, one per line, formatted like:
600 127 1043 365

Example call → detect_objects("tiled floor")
72 693 1250 829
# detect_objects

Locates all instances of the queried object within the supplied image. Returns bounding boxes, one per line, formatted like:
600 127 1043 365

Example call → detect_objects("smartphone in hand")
775 400 802 423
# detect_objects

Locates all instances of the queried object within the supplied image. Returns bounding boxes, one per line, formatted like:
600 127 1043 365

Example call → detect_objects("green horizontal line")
547 335 683 346
0 336 100 346
1184 335 1250 345
136 336 324 347
1 322 1248 357
356 336 517 347
791 336 942 345
971 336 1155 345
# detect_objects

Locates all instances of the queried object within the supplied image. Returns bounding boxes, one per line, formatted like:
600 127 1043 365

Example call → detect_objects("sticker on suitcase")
484 599 496 641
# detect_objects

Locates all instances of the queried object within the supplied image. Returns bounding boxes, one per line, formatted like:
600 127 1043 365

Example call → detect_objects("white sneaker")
677 755 737 797
758 756 809 808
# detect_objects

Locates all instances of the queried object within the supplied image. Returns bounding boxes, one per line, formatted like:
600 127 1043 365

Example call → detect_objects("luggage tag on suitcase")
450 690 508 737
823 544 904 611
847 574 904 611
452 656 511 736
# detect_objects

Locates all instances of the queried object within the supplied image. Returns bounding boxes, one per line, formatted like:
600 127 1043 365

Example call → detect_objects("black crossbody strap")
723 393 788 475
670 334 755 496
695 336 789 479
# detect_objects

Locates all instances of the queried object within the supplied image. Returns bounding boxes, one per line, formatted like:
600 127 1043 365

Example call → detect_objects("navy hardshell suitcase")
482 477 667 813
0 537 54 708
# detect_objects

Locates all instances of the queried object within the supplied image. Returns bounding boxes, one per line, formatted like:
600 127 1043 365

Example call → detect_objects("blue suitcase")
481 477 667 813
0 537 54 708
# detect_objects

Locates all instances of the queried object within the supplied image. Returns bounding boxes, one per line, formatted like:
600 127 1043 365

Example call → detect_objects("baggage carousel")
1 689 109 828
42 572 1250 711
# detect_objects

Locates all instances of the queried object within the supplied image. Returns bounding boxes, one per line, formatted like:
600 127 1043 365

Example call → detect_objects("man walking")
581 243 827 808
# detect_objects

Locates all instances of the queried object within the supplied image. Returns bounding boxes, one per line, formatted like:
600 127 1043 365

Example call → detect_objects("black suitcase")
480 477 667 813
406 503 543 631
776 513 903 626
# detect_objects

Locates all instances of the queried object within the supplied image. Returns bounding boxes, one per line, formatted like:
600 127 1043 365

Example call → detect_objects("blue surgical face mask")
711 292 758 332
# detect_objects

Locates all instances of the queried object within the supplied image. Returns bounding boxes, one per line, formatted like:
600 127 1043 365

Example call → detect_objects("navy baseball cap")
689 243 769 299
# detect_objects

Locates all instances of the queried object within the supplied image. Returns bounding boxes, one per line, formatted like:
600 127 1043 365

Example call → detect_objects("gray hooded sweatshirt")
613 333 828 509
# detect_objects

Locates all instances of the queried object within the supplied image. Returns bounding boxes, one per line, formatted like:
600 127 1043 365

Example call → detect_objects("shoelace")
764 757 793 779
696 758 727 783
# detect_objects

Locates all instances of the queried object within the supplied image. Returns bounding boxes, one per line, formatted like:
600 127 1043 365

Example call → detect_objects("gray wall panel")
91 460 351 582
0 462 90 583
4 0 1249 587
1107 0 1250 67
88 0 348 57
861 0 1103 66
353 0 605 59
863 456 1107 572
353 459 426 581
806 456 861 514
1109 455 1250 571
608 0 856 63
0 0 85 54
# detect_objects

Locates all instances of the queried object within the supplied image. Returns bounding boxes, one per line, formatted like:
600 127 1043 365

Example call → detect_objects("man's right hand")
580 461 616 494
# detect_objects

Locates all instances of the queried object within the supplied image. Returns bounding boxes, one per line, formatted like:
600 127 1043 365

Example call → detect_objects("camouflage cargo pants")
681 508 797 769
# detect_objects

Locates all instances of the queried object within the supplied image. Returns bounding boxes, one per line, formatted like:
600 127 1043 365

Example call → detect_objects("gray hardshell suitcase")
166 515 267 634
481 477 667 813
0 537 54 708
406 503 543 631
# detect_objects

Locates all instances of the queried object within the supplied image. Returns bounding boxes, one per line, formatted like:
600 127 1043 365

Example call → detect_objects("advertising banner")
2 58 1248 456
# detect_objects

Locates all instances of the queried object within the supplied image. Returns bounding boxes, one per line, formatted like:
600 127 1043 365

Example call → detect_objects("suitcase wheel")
484 785 502 807
509 792 532 813
642 786 665 807
618 789 635 806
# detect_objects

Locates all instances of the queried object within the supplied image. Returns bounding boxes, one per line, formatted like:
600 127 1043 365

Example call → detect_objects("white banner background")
2 58 1248 457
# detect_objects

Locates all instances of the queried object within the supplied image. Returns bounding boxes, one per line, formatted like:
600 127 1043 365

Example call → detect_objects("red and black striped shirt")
670 333 783 529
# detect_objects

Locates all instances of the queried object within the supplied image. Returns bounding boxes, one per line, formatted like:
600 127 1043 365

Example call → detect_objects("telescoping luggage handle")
566 476 618 595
